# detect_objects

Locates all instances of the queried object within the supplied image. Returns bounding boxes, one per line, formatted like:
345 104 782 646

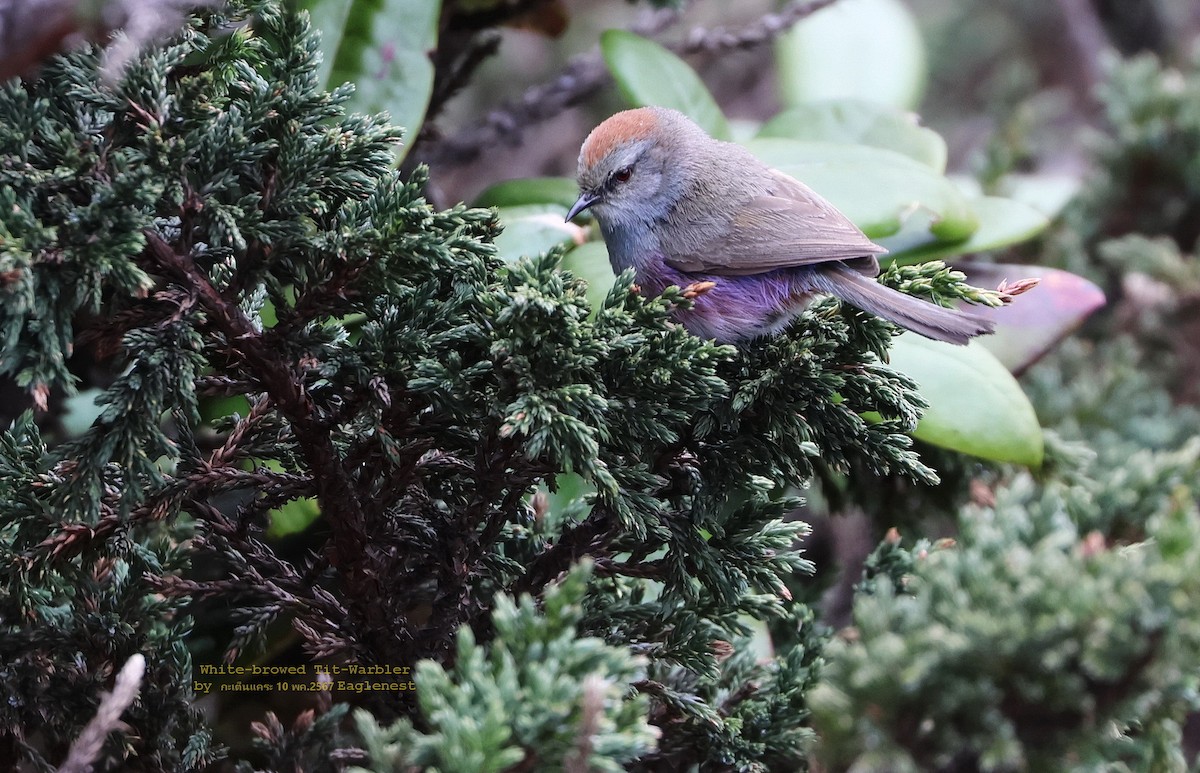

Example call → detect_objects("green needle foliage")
0 414 220 771
0 1 948 769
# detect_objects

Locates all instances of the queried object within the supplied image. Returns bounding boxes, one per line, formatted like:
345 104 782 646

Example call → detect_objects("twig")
594 557 664 579
208 395 273 468
196 375 257 396
418 4 684 167
425 31 503 128
57 654 146 773
32 466 312 562
418 0 572 151
677 0 840 52
417 51 599 167
176 500 353 660
511 505 615 598
447 0 556 32
563 674 606 773
419 0 841 168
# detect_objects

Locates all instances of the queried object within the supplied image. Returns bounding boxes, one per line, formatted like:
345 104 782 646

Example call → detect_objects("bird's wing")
664 168 886 276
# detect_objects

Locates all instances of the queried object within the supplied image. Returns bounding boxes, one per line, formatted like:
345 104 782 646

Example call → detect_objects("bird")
565 106 994 345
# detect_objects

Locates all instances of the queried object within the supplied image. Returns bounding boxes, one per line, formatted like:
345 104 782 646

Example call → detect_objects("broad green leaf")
562 241 616 312
200 394 251 423
888 335 1043 466
301 0 441 163
475 177 580 210
880 196 1050 264
743 138 977 241
997 173 1083 220
61 388 104 438
493 205 584 262
776 0 926 109
259 297 278 328
745 617 777 661
758 100 947 172
299 1 353 87
601 30 730 140
268 497 322 537
954 262 1105 375
539 472 595 525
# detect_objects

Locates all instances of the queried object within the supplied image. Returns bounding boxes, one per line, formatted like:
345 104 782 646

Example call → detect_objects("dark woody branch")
141 230 404 659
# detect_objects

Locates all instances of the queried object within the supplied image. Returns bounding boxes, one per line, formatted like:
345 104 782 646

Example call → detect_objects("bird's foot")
682 280 717 299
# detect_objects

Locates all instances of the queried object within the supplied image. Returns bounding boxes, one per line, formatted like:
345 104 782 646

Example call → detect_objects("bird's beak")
566 191 599 222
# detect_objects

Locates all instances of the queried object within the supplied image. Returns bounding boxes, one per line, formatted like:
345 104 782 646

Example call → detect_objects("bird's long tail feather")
812 266 995 345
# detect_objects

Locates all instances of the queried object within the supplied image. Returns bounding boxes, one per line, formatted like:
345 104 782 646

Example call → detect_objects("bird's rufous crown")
580 107 662 171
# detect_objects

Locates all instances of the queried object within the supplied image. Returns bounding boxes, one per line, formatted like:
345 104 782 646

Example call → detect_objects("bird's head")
568 106 701 227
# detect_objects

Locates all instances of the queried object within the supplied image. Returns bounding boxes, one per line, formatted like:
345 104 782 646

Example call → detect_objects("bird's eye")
613 166 633 184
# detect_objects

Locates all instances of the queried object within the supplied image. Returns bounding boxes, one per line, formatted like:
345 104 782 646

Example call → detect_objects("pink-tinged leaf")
958 262 1106 375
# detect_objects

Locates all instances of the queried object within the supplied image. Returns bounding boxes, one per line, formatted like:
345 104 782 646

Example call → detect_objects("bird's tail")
812 266 995 345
